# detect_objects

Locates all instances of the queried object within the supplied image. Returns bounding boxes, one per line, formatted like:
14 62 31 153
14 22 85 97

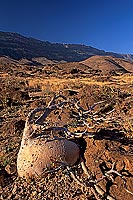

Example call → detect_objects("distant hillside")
0 31 133 62
81 55 133 74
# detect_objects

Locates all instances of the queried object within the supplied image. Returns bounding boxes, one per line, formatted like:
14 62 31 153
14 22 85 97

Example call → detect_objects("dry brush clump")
17 95 133 200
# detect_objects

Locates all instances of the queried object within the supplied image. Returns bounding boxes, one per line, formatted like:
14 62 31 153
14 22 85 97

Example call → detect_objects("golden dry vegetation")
0 56 133 199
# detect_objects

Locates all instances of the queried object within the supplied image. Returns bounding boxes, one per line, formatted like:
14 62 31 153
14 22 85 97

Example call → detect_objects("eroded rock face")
17 137 80 178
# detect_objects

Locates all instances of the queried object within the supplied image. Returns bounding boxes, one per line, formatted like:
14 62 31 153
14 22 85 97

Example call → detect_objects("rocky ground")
0 58 133 199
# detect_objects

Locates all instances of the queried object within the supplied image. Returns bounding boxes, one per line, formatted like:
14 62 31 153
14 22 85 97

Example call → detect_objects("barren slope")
81 55 133 74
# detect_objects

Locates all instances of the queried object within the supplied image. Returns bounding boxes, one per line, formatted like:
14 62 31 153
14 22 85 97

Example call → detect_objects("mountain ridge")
0 31 133 62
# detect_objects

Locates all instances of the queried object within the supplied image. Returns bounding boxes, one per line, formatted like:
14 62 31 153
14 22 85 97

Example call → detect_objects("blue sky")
0 0 133 54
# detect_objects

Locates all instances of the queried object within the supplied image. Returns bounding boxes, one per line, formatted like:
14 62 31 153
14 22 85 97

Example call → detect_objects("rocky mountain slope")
0 31 133 61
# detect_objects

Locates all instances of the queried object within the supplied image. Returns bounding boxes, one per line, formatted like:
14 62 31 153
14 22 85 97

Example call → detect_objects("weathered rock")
17 137 79 178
